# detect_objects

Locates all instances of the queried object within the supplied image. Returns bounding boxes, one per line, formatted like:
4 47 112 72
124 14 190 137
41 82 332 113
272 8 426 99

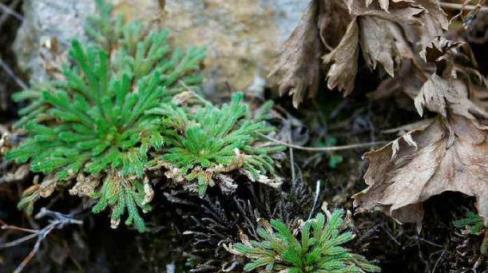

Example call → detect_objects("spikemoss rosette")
152 92 285 196
6 0 205 232
231 210 381 273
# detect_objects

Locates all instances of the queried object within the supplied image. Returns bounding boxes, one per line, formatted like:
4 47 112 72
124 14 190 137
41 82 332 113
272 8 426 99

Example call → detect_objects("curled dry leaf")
363 0 415 12
324 0 429 95
270 0 351 107
354 115 488 224
414 74 487 120
323 18 359 95
368 37 478 104
354 75 488 224
359 16 413 77
269 1 324 108
273 0 449 106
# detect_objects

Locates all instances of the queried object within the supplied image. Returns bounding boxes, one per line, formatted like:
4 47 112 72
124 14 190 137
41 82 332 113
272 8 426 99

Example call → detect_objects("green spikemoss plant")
229 210 381 273
7 0 205 232
151 92 285 196
7 0 284 232
453 211 488 256
453 211 485 235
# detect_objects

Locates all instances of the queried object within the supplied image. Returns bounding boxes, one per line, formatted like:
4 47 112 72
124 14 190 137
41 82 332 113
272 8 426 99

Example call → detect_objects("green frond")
7 0 205 231
453 211 485 235
232 211 381 273
92 175 151 233
158 92 285 196
7 0 284 232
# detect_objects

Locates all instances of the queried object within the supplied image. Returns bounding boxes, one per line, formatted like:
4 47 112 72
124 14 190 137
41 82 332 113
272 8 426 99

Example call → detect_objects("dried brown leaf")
368 60 429 100
359 16 415 77
323 18 359 95
317 0 428 97
355 75 488 224
414 74 488 120
354 115 488 224
273 0 451 105
269 1 325 108
364 0 414 11
415 0 449 30
347 0 424 23
419 36 463 63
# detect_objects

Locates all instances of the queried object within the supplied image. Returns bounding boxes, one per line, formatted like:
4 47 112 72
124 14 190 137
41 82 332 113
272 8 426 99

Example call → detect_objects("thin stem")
0 0 22 27
259 133 387 152
440 2 488 11
178 80 213 107
288 128 296 188
308 180 322 220
0 208 82 273
0 57 28 89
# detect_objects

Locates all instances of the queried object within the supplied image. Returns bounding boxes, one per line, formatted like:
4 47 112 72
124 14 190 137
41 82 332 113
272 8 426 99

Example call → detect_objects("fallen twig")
0 57 28 90
0 0 23 28
0 208 82 273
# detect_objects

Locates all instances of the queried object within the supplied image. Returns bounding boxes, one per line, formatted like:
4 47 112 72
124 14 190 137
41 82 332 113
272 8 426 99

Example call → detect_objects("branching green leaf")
6 0 284 232
232 211 381 273
158 92 285 196
7 0 204 231
454 211 485 235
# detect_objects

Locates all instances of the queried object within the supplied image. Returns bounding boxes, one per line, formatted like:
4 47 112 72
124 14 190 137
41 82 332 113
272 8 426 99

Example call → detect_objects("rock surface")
14 0 163 83
14 0 96 83
163 0 308 92
14 0 308 92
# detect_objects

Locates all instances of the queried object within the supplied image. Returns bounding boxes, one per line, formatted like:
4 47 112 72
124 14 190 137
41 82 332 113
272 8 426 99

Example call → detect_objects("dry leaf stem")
440 2 488 11
259 133 386 152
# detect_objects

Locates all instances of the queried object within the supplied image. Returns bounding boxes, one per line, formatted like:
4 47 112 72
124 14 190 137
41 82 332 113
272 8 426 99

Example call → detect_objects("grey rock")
261 0 310 43
14 0 308 93
13 0 96 83
163 0 308 93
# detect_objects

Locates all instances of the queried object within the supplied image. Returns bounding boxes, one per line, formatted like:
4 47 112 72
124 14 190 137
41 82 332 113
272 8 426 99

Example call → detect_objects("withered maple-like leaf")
269 1 324 108
273 0 450 106
323 18 359 95
415 74 488 120
354 75 488 224
270 0 352 107
324 0 420 93
359 16 414 77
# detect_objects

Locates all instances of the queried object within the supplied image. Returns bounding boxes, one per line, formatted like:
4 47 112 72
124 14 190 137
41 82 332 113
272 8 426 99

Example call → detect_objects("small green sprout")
454 211 485 235
153 92 285 196
231 210 381 273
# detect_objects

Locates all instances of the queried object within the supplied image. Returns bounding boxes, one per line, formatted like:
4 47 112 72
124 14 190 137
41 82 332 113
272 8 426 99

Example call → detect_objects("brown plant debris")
354 75 488 225
269 2 324 108
272 0 449 106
